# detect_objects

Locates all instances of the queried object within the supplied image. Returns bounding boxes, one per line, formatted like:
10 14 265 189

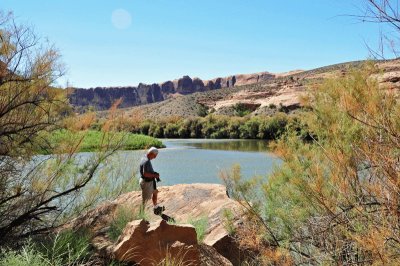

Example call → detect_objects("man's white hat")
147 147 159 155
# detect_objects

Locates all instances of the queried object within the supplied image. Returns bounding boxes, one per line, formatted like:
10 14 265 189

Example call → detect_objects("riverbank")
91 112 309 141
38 130 165 154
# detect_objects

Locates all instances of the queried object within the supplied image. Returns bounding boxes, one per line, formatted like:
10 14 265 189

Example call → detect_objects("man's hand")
155 172 161 182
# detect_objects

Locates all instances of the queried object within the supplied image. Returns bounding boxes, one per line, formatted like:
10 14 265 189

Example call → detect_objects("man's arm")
143 172 159 179
142 160 159 179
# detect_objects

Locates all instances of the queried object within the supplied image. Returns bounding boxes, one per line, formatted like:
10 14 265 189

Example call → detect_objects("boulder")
376 71 400 89
206 235 242 266
198 244 233 266
113 219 199 266
63 184 243 264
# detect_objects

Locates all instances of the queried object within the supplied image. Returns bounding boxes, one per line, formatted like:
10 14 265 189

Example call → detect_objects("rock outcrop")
207 235 243 266
114 219 199 266
198 244 233 266
63 184 243 265
161 80 175 94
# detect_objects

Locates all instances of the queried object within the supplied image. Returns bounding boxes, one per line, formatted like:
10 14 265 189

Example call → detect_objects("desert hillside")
109 59 400 119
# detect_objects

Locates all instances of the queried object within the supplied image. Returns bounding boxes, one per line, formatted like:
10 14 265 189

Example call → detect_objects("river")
119 139 281 186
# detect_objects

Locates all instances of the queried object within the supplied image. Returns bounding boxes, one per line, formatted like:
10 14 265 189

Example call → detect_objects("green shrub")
188 217 208 243
108 205 149 241
164 123 180 138
189 118 203 138
177 120 191 138
0 243 48 266
0 229 91 266
222 209 236 235
226 118 241 139
239 118 260 139
233 103 252 117
149 124 164 138
224 64 400 264
134 113 294 141
197 104 209 117
38 130 164 154
277 103 290 113
38 229 91 265
139 121 151 135
258 113 288 139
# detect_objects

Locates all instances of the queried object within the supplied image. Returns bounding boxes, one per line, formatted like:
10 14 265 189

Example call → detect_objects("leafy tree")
201 114 216 138
239 118 260 139
148 123 164 138
189 117 203 138
210 116 229 139
178 119 191 138
258 113 288 140
139 120 151 135
164 123 180 138
197 103 208 117
227 117 241 139
0 12 128 245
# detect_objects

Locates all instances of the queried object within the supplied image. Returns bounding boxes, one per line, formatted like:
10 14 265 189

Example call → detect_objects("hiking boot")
153 205 165 215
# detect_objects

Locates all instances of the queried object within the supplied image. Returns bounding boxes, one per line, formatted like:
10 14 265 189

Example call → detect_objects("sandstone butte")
69 59 400 112
63 183 247 266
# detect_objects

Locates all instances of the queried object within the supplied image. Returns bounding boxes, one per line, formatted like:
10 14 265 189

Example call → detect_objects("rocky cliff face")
68 85 162 111
68 71 278 111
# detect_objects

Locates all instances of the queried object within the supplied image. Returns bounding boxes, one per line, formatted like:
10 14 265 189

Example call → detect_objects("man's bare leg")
139 201 145 217
152 189 158 206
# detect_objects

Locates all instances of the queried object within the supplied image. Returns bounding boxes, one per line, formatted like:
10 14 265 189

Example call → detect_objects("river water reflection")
124 139 281 186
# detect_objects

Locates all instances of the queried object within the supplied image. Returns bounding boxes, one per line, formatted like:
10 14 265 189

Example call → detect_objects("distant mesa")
66 59 400 117
68 71 279 111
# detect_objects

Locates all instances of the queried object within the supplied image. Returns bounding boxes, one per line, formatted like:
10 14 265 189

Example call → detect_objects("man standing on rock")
139 147 164 215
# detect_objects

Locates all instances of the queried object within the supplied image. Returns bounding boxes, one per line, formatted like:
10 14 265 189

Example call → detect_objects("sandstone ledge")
65 183 243 265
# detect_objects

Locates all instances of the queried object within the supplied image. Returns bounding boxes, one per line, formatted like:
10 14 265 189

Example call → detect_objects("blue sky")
2 0 386 88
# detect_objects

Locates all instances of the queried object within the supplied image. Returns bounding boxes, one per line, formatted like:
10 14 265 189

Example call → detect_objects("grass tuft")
157 246 196 266
108 204 149 241
0 242 47 266
0 229 91 266
222 208 236 235
38 228 91 265
188 216 208 243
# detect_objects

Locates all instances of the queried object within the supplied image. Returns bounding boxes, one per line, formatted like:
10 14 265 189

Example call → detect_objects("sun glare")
111 8 132 30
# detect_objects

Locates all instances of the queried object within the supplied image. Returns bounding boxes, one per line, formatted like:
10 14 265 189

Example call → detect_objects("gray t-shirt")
140 155 155 179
